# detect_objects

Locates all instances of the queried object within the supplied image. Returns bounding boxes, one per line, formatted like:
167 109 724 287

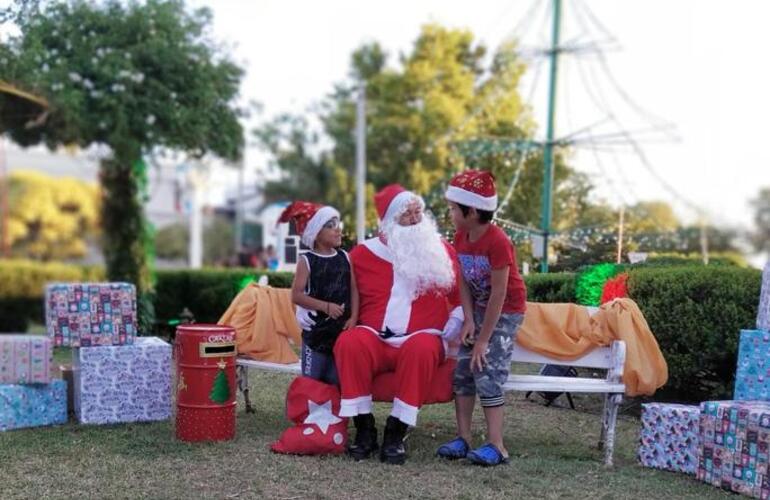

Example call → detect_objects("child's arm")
470 266 510 372
291 257 342 317
343 265 359 330
458 273 476 344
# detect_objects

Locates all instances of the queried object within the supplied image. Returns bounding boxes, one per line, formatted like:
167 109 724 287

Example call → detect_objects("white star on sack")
303 400 342 434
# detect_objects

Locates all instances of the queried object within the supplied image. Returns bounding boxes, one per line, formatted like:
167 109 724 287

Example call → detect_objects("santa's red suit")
334 236 462 426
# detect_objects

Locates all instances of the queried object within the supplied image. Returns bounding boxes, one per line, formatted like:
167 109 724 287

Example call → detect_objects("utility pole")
234 156 244 254
355 82 367 243
616 205 625 264
699 216 709 265
539 0 562 272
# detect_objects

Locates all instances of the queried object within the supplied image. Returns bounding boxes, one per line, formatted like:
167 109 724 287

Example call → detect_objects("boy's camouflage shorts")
453 309 525 407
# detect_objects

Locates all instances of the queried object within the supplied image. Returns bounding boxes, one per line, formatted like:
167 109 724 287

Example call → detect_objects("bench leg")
603 394 622 467
236 365 255 414
598 394 609 451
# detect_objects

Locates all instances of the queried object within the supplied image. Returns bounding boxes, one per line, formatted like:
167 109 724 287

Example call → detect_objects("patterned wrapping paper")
697 400 770 498
72 337 171 425
0 334 52 384
45 282 137 347
735 330 770 401
0 380 67 432
638 403 700 475
759 261 770 332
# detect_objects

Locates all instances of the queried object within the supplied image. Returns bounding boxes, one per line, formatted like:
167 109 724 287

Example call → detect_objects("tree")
751 187 770 255
254 25 594 244
0 0 244 330
7 169 99 260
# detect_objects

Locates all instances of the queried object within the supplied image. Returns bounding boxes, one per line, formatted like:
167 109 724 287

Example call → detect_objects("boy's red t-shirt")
453 224 527 314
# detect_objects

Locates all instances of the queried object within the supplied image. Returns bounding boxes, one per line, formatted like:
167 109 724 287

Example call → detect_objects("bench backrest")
511 340 626 379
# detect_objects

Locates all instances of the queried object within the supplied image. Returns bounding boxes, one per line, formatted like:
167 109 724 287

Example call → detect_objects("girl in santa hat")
437 169 527 467
278 202 358 385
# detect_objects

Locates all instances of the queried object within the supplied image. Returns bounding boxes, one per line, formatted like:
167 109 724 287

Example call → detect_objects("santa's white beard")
382 214 455 298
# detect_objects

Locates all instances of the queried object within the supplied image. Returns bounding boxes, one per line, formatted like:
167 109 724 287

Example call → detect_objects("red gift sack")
271 376 348 455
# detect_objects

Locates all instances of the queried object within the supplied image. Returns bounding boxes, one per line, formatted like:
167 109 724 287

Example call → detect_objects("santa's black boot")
380 416 408 465
347 413 378 460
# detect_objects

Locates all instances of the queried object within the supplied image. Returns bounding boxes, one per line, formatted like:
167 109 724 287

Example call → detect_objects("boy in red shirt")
437 169 527 466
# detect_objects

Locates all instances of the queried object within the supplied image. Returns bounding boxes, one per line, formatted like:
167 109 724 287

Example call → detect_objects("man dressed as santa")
333 184 464 465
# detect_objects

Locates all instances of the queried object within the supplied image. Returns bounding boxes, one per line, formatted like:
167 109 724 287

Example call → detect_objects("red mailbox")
175 324 237 442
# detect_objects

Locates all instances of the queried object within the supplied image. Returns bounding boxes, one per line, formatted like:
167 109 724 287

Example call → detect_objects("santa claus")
331 184 464 465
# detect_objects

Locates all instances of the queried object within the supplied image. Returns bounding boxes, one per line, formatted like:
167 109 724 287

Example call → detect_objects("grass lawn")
1 354 731 500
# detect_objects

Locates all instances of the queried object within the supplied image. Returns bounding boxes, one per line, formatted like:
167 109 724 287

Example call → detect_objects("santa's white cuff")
339 395 372 417
391 397 418 426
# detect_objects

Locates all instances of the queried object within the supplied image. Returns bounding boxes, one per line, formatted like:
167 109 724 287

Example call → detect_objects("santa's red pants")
333 327 443 426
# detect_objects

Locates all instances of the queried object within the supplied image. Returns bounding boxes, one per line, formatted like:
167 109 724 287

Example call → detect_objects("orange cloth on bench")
516 298 667 397
218 284 301 363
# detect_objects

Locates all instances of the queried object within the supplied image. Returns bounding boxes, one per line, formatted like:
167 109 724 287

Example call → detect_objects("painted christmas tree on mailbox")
209 359 230 404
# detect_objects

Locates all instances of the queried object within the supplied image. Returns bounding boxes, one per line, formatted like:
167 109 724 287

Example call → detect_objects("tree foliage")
254 24 590 240
0 0 245 330
7 169 99 260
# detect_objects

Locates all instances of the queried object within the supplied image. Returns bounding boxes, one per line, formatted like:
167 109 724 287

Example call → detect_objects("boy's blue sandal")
467 443 509 466
436 437 470 459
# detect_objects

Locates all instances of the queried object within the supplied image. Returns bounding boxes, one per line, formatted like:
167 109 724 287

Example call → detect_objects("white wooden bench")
235 338 626 466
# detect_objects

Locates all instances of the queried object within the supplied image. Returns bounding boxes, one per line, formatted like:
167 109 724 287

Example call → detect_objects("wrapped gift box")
638 403 700 474
73 337 171 425
0 334 53 384
759 261 769 332
697 400 770 498
735 330 770 401
45 282 137 347
0 380 67 431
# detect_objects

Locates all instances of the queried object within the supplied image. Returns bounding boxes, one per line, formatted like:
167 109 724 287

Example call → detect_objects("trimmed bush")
524 272 576 303
154 268 293 324
627 266 760 402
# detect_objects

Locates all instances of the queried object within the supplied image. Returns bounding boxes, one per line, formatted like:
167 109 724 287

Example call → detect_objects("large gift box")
73 337 171 425
735 330 770 401
697 400 770 498
0 380 67 431
45 282 137 347
638 403 700 474
0 334 53 384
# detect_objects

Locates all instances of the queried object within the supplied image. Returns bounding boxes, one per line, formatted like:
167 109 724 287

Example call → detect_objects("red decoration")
271 376 348 455
277 201 323 236
600 273 629 304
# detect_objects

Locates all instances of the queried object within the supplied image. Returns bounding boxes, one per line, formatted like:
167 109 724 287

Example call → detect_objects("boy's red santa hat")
278 201 340 248
375 184 422 223
445 169 498 211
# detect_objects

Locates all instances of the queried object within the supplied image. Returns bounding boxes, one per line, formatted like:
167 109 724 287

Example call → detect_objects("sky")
189 0 770 232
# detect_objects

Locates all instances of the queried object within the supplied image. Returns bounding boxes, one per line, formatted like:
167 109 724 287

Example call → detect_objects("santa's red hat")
445 170 498 211
278 201 340 248
374 184 421 222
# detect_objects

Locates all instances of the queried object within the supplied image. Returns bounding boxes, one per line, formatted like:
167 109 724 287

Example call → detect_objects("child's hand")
327 302 345 319
470 340 489 372
343 316 357 330
460 319 475 346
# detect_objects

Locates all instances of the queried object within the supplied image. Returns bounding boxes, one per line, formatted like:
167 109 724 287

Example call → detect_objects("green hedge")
626 266 760 402
0 260 763 403
154 269 293 324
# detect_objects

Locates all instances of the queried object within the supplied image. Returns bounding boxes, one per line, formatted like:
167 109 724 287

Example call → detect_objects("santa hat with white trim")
374 184 422 224
445 169 498 212
278 201 340 248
